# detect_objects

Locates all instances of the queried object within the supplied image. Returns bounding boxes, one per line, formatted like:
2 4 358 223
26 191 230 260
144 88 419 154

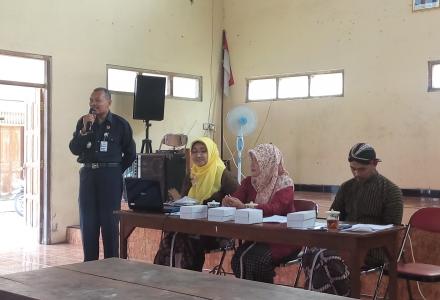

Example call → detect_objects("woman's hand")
222 195 245 209
168 188 181 201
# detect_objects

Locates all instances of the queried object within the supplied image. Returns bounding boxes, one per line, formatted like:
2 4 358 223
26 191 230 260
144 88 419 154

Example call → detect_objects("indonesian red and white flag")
222 30 234 96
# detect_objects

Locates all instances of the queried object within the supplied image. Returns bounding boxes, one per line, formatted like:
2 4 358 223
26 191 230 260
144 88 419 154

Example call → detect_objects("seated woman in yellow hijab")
154 137 238 271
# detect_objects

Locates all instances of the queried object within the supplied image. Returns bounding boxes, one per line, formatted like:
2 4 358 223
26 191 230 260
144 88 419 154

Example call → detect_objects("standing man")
69 87 136 261
331 142 403 267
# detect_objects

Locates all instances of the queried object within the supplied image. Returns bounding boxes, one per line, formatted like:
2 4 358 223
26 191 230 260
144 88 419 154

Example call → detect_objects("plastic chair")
381 207 440 299
159 134 187 152
279 199 318 287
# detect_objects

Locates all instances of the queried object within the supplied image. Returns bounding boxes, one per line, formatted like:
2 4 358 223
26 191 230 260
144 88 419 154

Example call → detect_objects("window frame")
106 64 202 101
246 69 344 102
428 60 440 92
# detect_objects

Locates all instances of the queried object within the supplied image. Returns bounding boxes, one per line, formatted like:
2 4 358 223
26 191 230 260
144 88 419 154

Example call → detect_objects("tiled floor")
1 192 439 278
0 211 84 275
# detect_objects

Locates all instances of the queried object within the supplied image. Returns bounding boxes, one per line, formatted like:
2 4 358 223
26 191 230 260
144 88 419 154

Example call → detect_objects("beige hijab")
249 144 294 204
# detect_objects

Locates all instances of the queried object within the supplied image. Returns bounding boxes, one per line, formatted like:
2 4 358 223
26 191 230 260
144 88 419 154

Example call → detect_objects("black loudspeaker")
138 152 187 202
133 75 166 121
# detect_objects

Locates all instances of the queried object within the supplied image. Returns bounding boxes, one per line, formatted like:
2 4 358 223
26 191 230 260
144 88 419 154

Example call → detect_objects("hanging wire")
252 100 273 147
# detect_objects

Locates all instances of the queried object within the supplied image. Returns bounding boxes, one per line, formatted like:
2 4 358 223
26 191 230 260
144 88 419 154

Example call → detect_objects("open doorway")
0 50 51 245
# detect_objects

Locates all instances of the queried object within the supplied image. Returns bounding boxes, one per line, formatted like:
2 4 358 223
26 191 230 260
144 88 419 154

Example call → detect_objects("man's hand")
81 113 96 133
222 195 245 209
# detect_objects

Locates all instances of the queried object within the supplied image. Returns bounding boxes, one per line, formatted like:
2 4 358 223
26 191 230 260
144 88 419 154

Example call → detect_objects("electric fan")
226 105 257 183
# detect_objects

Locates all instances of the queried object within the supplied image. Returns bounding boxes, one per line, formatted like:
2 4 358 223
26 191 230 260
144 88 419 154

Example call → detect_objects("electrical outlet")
203 123 215 131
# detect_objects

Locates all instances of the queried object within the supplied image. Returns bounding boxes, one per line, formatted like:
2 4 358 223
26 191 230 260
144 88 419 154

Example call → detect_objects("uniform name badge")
100 141 108 152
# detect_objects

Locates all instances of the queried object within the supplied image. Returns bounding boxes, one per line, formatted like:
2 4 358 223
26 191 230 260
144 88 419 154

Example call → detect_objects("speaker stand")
140 120 153 154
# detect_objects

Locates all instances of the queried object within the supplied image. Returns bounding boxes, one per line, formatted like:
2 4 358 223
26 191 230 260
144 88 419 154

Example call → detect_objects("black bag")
302 247 351 297
125 178 163 212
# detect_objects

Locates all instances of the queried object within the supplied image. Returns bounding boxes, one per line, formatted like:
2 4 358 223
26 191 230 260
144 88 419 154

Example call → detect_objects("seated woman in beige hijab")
223 143 300 283
154 137 238 271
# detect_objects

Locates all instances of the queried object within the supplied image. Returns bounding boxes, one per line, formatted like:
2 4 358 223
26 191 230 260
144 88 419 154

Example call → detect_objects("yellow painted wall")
222 0 440 189
0 0 224 243
1 0 440 243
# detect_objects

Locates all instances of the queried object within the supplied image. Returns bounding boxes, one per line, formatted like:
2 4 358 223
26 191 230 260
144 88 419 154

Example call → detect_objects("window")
310 72 343 97
247 70 344 102
278 76 308 99
429 61 440 92
0 54 45 84
108 69 137 93
248 78 276 101
173 76 199 99
107 65 202 101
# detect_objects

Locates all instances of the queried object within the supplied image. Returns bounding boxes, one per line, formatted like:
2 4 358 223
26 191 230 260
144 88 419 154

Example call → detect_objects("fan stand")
226 105 257 183
236 132 244 184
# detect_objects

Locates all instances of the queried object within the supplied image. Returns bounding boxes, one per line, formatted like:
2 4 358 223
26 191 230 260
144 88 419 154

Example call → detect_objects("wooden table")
0 258 350 299
117 210 403 300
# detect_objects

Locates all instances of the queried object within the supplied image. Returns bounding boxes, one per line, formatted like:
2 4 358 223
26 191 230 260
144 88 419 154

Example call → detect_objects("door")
0 50 51 244
23 88 41 236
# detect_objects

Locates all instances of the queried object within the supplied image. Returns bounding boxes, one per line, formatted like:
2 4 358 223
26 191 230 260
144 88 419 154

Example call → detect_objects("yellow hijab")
188 137 225 203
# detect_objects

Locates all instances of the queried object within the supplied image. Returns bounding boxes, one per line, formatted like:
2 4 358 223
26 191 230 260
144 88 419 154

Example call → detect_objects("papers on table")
342 224 393 232
313 220 327 229
172 196 197 206
262 215 287 223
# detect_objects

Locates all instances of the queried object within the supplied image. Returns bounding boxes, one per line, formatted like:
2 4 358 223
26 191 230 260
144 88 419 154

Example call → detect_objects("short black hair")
93 87 111 100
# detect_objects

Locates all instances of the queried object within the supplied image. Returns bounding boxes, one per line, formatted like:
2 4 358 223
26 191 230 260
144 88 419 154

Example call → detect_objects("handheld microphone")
86 108 96 132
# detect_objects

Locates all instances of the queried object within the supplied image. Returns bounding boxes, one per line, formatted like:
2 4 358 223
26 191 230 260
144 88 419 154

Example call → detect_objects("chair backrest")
159 134 188 151
409 207 440 233
294 199 318 216
397 207 440 261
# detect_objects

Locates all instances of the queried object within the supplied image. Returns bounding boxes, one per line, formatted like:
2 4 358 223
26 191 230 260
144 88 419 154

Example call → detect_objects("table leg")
383 237 399 300
119 217 136 259
345 248 367 299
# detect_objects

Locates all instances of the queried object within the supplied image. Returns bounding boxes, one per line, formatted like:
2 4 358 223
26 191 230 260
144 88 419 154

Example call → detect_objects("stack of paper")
173 196 197 206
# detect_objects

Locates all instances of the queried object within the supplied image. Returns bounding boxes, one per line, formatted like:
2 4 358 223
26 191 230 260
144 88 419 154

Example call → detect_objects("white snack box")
208 207 236 217
208 215 235 222
208 207 236 222
235 208 263 224
180 205 208 219
287 210 316 229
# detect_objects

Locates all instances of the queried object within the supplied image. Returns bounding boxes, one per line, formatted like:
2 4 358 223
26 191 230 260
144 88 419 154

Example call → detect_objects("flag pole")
221 85 224 160
220 30 225 160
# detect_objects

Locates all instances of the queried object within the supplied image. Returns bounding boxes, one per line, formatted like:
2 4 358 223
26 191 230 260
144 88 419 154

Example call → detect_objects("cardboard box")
180 205 208 219
287 210 316 229
208 207 236 222
235 208 263 224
